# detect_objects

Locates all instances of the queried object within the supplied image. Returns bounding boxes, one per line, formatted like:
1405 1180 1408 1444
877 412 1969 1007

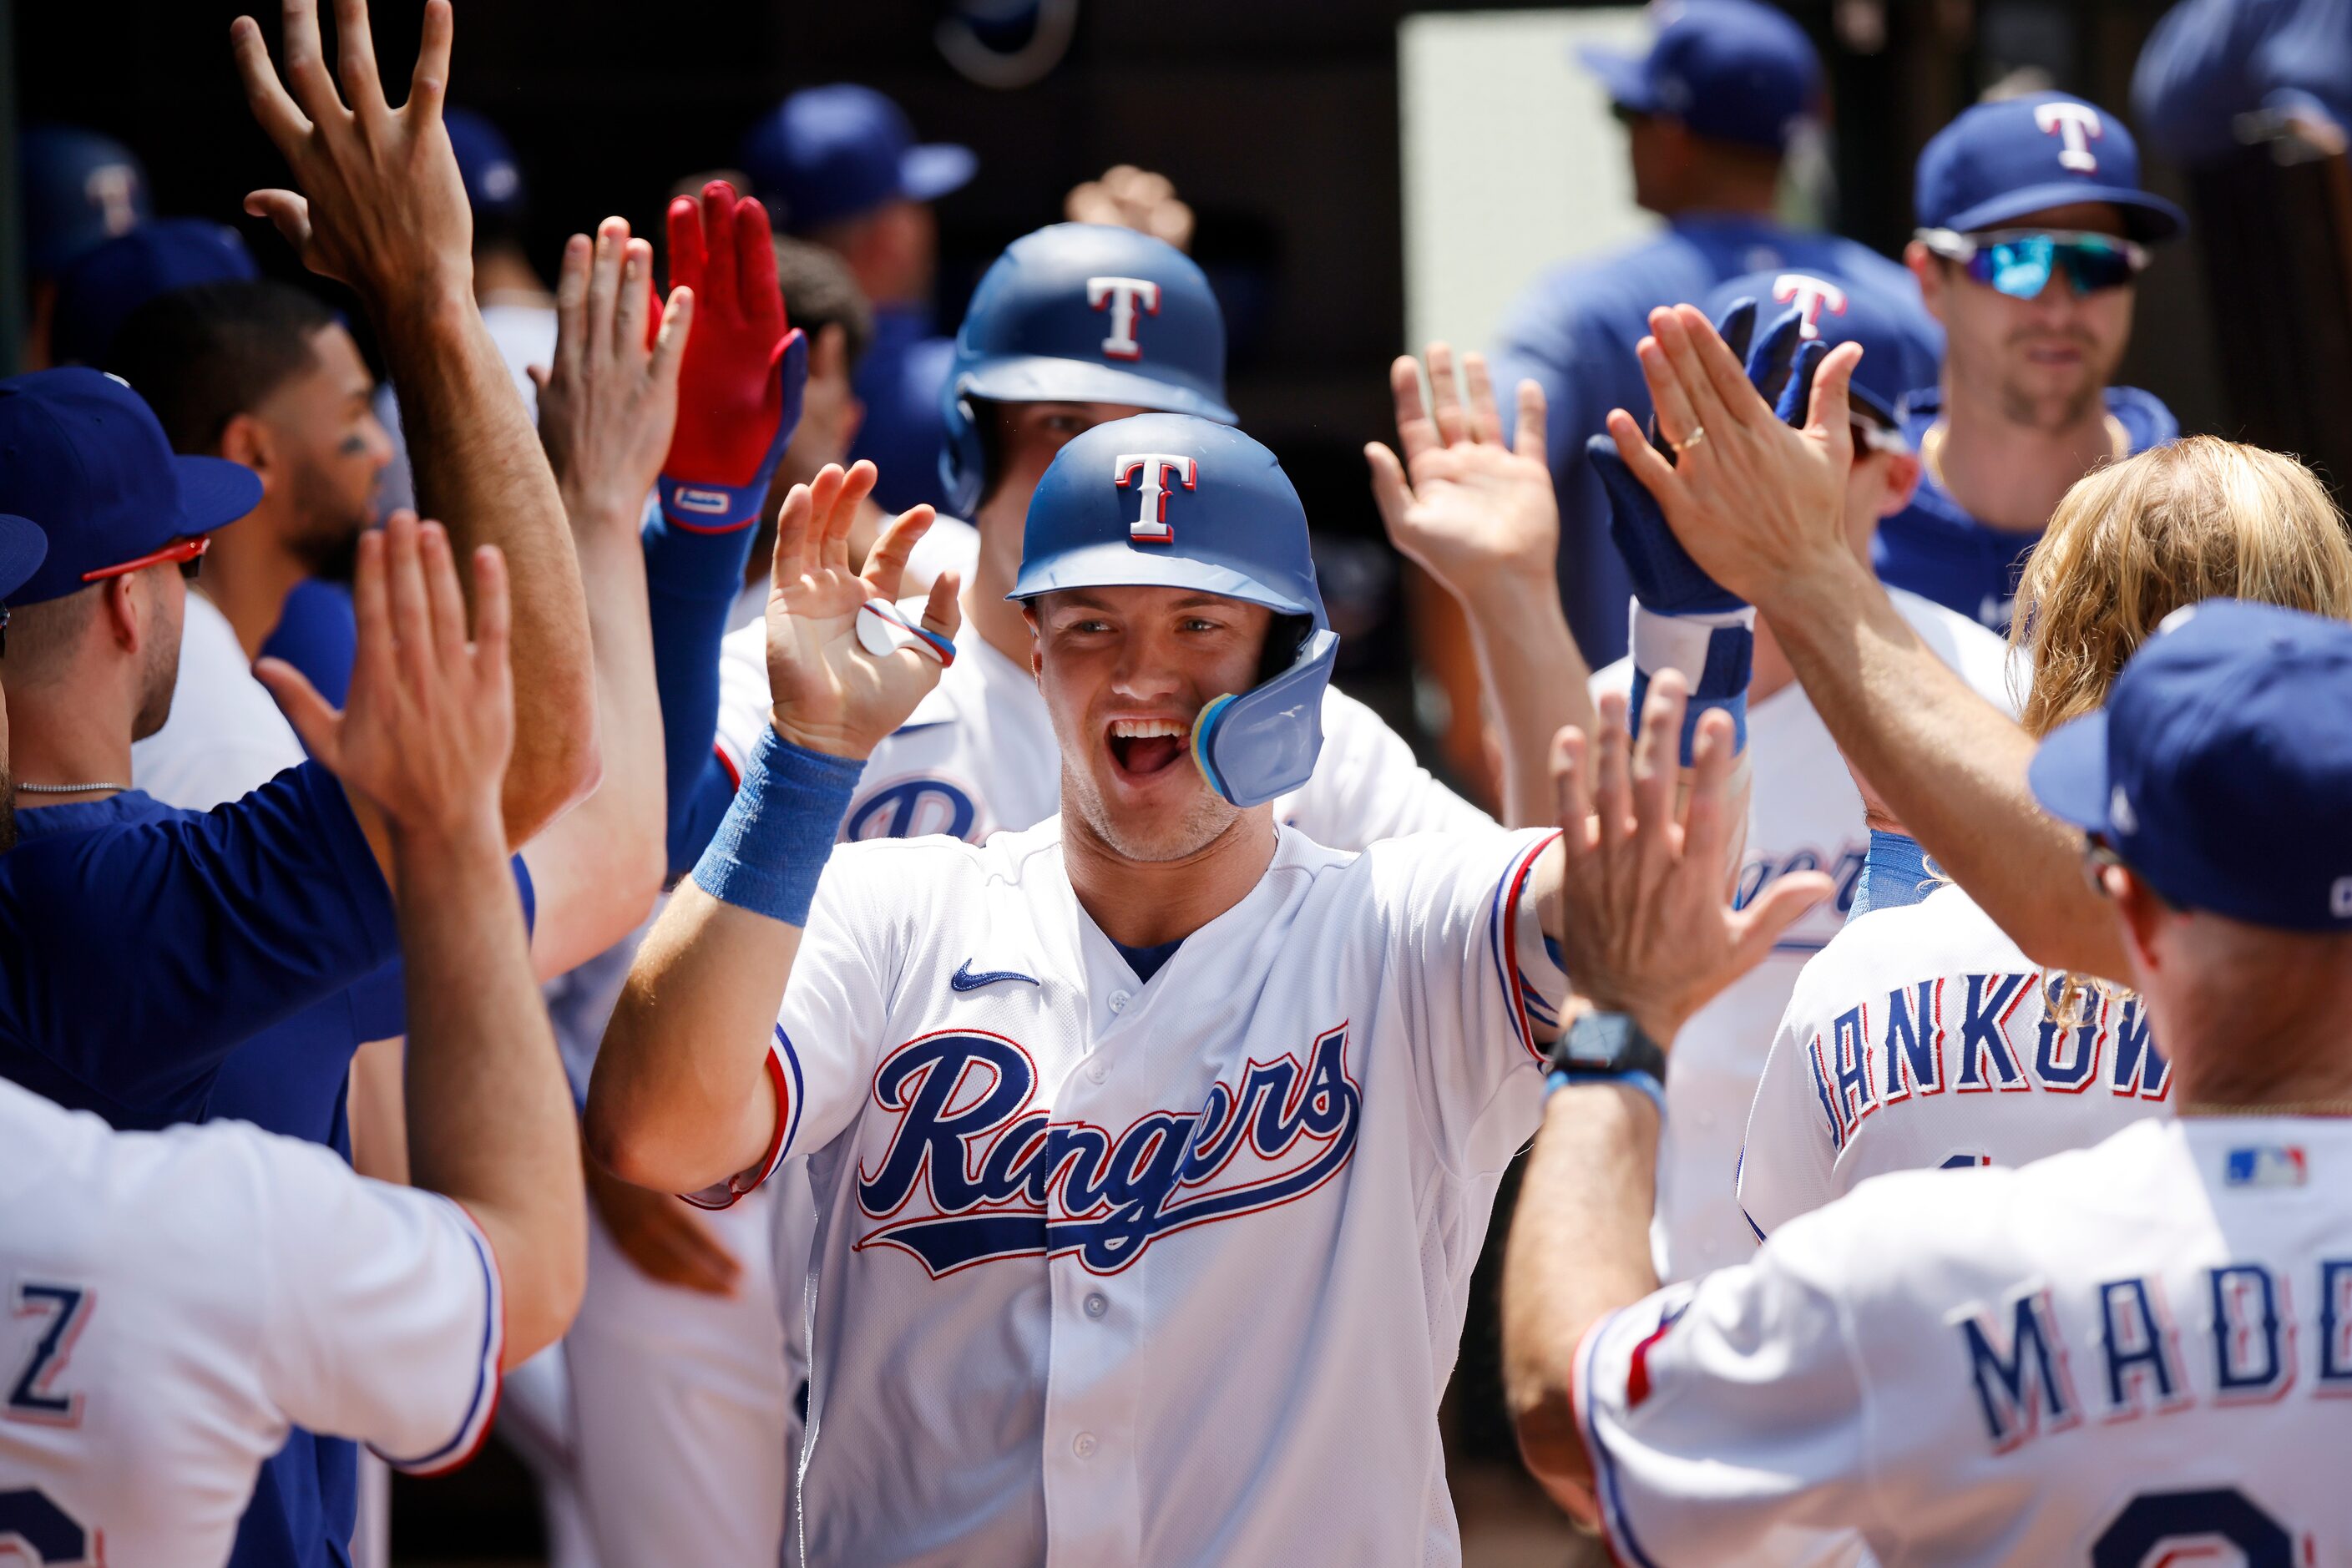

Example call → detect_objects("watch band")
1545 1010 1668 1085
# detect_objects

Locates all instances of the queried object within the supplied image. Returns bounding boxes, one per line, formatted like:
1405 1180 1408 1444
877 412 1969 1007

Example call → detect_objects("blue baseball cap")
0 517 49 604
1578 0 1822 154
740 85 977 233
1700 268 1937 427
49 219 260 368
443 107 527 221
18 125 150 278
0 370 263 606
1916 93 2186 245
2029 599 2352 932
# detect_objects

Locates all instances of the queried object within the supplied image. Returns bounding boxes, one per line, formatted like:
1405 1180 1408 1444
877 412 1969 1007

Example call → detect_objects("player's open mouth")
1106 716 1190 780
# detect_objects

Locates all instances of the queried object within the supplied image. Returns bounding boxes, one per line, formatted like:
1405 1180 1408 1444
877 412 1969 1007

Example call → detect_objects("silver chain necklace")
13 781 130 795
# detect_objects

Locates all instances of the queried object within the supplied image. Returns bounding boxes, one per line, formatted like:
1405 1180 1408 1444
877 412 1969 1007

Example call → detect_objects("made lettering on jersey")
1954 1255 2352 1455
1808 977 2167 1149
850 1024 1360 1277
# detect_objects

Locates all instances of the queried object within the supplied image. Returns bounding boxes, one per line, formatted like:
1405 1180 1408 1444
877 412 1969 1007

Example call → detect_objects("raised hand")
256 510 513 847
663 181 806 497
1547 674 1828 1045
1064 164 1196 253
763 462 959 758
1605 303 1864 609
1365 344 1559 599
230 0 471 310
534 218 693 531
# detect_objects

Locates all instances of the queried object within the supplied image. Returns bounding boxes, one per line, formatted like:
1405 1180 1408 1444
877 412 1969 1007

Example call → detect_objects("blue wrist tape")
690 728 864 927
1626 603 1755 764
1545 1068 1667 1121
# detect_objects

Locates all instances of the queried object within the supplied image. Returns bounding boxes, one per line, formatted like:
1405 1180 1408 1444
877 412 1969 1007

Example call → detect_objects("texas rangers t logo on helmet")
1088 276 1161 360
1114 453 1196 544
2033 101 2104 173
1773 275 1849 339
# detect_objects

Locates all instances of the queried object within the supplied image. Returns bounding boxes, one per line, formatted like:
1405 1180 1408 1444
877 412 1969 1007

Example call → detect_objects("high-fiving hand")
663 182 807 494
1605 303 1865 609
534 218 693 531
1548 675 1828 1046
762 463 960 759
230 0 472 310
257 512 513 848
1365 344 1559 600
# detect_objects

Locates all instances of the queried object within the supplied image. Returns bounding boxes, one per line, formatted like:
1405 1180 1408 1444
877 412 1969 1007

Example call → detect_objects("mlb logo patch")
2224 1145 2307 1188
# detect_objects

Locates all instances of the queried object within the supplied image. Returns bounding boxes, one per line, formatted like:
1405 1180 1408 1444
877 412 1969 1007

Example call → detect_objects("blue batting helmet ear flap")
1012 412 1335 807
938 222 1237 517
1191 627 1338 807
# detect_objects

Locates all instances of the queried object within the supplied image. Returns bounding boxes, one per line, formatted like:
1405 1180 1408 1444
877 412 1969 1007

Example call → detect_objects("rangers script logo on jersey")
852 1024 1361 1276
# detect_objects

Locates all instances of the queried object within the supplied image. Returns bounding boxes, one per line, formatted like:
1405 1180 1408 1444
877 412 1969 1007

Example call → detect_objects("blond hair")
2011 438 2352 1024
2011 437 2352 737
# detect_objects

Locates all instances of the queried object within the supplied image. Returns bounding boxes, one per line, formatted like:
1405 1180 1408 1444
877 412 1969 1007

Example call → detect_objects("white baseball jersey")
1579 1115 2352 1565
703 818 1561 1565
713 619 1493 851
1737 880 2171 1242
1593 586 2021 1279
0 1077 502 1567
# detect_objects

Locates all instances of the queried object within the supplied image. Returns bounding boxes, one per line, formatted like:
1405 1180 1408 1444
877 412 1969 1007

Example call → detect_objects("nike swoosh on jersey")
949 960 1039 992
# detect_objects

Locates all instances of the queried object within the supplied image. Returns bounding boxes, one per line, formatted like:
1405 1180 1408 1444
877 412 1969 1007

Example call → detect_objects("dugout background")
0 0 2235 1557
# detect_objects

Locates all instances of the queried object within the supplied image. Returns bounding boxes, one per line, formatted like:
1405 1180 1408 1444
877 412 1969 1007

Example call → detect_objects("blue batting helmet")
1012 412 1333 807
20 125 150 278
940 223 1235 517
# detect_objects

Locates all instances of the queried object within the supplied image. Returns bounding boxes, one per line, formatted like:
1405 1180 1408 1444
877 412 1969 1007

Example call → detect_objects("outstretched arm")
519 220 690 977
1606 304 2131 982
231 0 595 862
1505 679 1826 1512
1368 345 1593 828
586 472 958 1196
259 518 583 1370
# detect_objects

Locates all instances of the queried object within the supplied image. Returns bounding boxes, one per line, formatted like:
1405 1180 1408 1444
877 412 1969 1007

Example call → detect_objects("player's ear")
2106 862 2171 974
1022 604 1044 680
1877 451 1923 517
217 412 272 487
1904 243 1948 325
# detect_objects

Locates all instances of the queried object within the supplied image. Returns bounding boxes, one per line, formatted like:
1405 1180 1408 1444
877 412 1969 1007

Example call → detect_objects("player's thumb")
253 656 341 766
1363 443 1410 534
1729 871 1834 974
1805 342 1862 453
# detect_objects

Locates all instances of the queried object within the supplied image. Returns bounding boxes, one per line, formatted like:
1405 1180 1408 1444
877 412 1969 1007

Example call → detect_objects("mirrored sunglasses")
1916 228 2149 301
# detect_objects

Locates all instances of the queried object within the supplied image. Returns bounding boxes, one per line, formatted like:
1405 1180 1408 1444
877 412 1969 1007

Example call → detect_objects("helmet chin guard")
1190 628 1339 807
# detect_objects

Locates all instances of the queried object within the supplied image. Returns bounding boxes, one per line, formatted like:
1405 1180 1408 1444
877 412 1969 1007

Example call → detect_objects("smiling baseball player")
710 222 1492 852
587 410 1807 1565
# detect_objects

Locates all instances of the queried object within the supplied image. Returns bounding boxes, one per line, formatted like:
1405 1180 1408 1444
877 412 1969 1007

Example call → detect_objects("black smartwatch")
1545 1012 1668 1112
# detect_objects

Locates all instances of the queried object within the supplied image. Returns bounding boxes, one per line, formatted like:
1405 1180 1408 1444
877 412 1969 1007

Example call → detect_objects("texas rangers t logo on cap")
1772 274 1848 339
2033 101 2104 173
1087 276 1161 360
1114 453 1196 543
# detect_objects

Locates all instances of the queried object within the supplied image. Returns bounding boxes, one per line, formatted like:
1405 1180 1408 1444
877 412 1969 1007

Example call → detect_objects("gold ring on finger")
1670 426 1706 455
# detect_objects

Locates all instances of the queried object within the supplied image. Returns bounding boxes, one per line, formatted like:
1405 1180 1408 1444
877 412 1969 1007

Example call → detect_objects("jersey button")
1088 1060 1109 1085
1083 1291 1109 1320
1108 990 1132 1014
1073 1432 1099 1459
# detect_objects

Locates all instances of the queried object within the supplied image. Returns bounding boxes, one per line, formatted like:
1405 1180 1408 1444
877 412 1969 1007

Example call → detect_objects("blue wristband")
1545 1067 1667 1123
689 728 864 926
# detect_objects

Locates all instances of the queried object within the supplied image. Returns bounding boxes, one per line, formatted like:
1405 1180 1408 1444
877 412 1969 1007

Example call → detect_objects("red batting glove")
661 181 804 489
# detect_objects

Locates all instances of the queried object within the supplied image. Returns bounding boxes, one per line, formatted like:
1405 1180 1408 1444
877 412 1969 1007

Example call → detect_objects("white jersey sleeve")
1365 827 1564 1171
682 839 925 1209
257 1143 505 1474
0 1083 503 1567
1277 685 1494 849
713 619 773 788
1575 1213 1889 1560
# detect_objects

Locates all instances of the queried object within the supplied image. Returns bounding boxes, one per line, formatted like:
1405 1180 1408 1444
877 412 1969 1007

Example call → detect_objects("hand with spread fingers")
534 220 693 534
256 511 513 849
1365 344 1559 599
230 0 473 310
1548 674 1830 1046
1603 302 1864 609
763 462 960 758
